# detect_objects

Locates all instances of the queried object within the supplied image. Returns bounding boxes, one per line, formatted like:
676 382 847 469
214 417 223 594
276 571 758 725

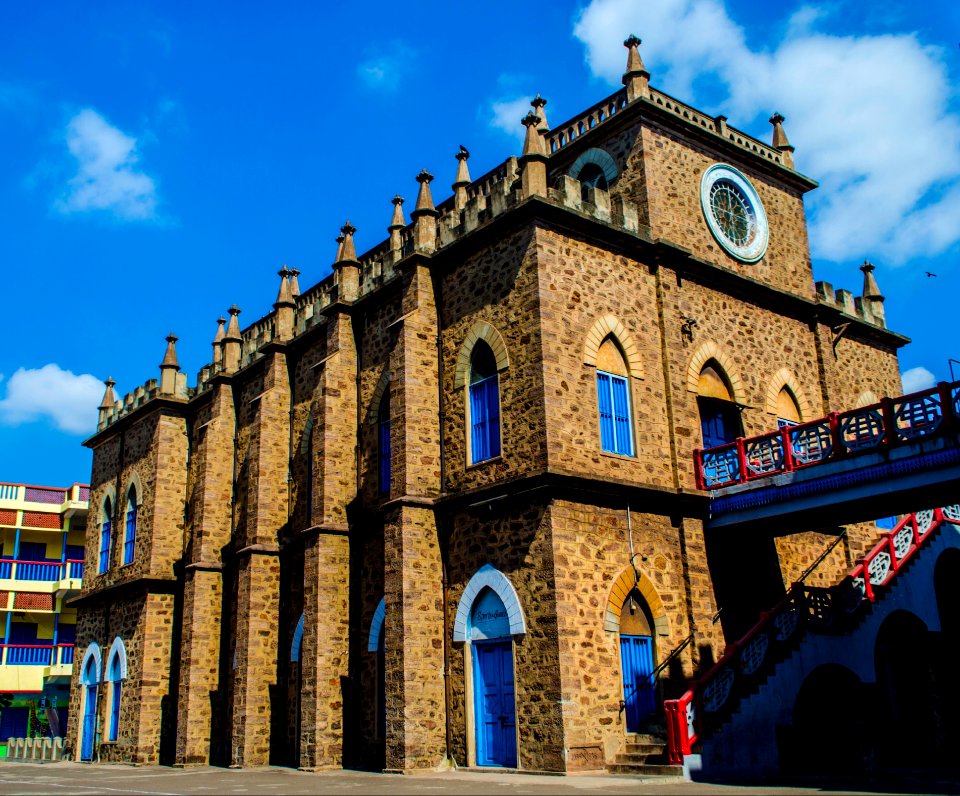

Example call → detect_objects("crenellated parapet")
815 260 887 329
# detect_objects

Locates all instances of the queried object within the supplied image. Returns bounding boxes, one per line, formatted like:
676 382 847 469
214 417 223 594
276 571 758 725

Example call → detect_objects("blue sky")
1 0 958 487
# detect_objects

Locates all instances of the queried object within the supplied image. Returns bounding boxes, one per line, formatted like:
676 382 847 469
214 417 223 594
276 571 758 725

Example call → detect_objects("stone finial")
222 305 242 373
334 222 360 301
520 112 547 199
769 113 795 168
453 146 471 186
275 265 295 308
334 232 345 264
159 332 180 395
99 377 117 410
274 266 295 341
212 316 226 367
531 95 549 131
389 195 406 229
98 376 117 428
860 260 885 327
412 170 438 253
290 268 301 298
336 222 358 264
160 332 180 371
413 170 438 216
623 35 650 101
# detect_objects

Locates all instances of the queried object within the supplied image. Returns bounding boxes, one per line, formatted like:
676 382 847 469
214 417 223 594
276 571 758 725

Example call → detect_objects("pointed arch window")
123 487 137 566
775 386 802 428
697 362 743 448
378 392 391 495
596 337 633 456
469 341 501 464
99 498 112 574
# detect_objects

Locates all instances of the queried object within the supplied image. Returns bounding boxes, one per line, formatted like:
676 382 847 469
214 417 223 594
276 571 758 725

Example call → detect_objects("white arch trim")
291 613 305 662
80 641 102 685
106 636 128 680
453 564 526 643
453 321 510 389
570 147 619 183
367 597 385 652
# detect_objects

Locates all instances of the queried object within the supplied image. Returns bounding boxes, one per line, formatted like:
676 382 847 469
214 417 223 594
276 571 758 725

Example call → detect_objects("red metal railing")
664 504 960 764
695 381 960 489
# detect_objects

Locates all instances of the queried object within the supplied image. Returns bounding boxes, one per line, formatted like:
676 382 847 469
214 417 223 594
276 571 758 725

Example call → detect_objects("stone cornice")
67 575 178 607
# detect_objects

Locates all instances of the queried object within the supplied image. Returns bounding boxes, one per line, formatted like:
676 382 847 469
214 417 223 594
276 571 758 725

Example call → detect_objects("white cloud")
489 96 534 138
0 364 103 434
56 109 158 220
356 42 416 91
572 0 960 264
901 366 935 393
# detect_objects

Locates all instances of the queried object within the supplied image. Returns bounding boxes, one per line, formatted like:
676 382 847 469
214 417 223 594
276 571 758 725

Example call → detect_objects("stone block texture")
69 67 907 774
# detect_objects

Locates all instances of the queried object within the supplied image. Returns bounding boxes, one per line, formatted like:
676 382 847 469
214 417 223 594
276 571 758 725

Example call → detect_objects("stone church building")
66 38 904 772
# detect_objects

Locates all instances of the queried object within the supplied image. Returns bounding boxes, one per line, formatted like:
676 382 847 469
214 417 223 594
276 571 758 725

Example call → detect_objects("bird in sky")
926 271 938 277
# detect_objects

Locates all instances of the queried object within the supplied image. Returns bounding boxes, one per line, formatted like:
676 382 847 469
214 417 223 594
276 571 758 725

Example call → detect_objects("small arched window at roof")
99 497 112 574
776 387 802 427
570 148 619 199
469 341 501 464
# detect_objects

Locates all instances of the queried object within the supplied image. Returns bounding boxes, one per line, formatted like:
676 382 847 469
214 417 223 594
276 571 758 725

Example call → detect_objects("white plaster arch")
291 613 305 662
367 597 385 652
583 315 644 379
765 368 814 421
453 564 526 643
686 340 747 406
854 390 879 408
453 322 509 389
106 636 128 680
80 641 103 685
570 147 619 184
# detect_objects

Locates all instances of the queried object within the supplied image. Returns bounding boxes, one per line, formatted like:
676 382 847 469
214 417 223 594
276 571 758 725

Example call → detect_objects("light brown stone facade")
68 42 907 772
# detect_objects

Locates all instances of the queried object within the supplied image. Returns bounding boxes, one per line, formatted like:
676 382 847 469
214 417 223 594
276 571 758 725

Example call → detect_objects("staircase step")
624 743 665 755
607 762 684 777
624 733 665 745
615 751 668 764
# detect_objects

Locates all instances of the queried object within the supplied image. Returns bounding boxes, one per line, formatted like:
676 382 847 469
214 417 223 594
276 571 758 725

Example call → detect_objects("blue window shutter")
470 381 488 463
597 372 615 452
99 521 111 573
124 509 136 565
611 376 632 455
487 376 501 458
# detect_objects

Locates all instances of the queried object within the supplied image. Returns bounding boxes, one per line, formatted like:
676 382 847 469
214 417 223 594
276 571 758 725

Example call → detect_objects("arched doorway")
934 549 960 760
874 610 937 766
367 597 386 743
78 643 102 762
619 589 656 732
785 664 866 773
290 613 304 767
469 588 517 767
453 564 526 769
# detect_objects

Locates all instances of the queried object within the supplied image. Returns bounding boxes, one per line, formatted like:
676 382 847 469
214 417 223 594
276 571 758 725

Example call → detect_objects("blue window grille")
99 519 111 573
123 491 136 566
469 343 501 464
378 394 391 495
597 371 633 456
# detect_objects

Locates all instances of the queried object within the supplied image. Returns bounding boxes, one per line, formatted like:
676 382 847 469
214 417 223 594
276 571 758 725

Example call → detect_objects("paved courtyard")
0 762 958 796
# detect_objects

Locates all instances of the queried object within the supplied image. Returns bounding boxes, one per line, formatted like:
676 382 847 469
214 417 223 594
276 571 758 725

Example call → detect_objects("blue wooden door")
81 685 97 761
621 635 655 733
474 640 517 767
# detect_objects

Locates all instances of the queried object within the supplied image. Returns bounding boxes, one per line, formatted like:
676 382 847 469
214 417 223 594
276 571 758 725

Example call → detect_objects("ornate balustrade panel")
695 380 960 489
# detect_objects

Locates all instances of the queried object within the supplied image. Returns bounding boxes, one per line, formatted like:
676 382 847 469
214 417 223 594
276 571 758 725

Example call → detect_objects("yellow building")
0 481 88 752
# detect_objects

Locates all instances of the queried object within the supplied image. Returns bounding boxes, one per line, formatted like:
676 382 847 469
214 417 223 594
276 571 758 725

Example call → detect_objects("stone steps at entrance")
608 733 683 778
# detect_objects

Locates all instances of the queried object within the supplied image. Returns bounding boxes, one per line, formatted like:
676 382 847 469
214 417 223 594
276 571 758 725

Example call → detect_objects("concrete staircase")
607 733 684 778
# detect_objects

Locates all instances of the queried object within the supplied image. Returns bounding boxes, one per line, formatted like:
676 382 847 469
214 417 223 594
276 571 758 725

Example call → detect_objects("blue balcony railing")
3 644 55 665
58 644 75 665
0 559 83 581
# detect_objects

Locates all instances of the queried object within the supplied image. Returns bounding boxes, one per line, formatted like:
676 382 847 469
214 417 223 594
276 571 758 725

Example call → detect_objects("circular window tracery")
700 164 768 262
